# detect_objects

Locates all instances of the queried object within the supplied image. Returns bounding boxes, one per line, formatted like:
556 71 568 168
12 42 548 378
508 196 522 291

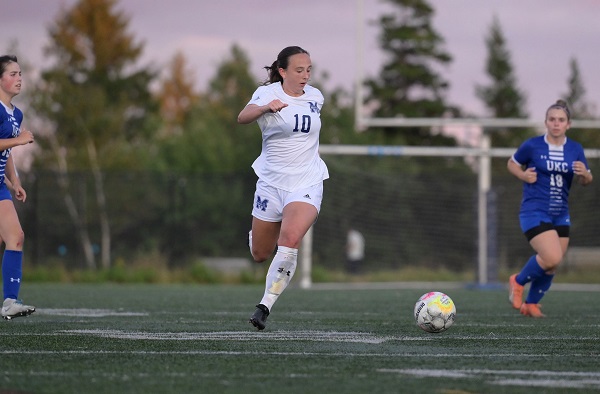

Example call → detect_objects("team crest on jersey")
308 101 320 114
255 196 268 211
9 115 19 137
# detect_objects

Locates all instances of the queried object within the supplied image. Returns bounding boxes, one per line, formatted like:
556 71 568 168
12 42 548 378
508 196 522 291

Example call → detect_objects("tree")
475 16 530 147
562 57 600 147
365 0 458 146
156 51 200 137
563 57 594 119
31 0 158 269
152 44 259 174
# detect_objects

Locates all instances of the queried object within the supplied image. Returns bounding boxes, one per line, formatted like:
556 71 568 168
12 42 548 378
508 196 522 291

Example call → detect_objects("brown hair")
546 99 571 121
0 55 18 76
262 46 309 85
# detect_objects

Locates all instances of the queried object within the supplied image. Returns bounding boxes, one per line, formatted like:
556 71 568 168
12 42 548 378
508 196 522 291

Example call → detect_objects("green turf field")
1 283 599 393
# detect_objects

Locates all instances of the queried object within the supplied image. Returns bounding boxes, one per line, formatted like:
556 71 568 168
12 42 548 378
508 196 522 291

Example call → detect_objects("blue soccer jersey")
0 102 24 186
511 134 588 216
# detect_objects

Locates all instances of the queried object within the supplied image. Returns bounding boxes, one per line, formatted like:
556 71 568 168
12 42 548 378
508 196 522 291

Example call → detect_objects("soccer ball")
414 291 456 333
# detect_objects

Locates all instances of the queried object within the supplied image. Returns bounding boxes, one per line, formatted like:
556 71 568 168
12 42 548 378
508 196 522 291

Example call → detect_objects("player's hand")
13 185 27 202
266 99 288 113
572 161 588 176
573 160 593 185
522 167 537 184
17 129 34 145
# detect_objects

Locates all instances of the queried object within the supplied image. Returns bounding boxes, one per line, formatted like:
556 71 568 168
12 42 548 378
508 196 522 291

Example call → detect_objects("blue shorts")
251 179 324 223
519 210 570 240
0 183 12 201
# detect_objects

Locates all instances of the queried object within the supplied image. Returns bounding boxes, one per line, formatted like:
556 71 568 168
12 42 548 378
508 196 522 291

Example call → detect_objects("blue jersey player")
0 55 36 320
238 46 328 330
508 100 593 318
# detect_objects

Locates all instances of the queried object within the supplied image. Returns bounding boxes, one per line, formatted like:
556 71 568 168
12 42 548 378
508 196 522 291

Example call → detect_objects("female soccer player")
237 46 329 330
0 55 36 320
508 100 593 318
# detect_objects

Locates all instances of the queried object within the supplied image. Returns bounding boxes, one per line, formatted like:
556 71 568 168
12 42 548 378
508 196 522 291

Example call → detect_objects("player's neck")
545 133 566 146
0 92 13 109
281 83 304 97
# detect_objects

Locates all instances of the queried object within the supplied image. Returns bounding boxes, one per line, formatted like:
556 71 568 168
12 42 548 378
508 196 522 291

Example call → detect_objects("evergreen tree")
563 57 594 119
562 57 599 147
365 0 458 146
475 16 530 147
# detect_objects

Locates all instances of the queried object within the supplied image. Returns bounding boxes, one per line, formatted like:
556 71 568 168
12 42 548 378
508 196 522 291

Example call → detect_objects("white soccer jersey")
247 82 329 192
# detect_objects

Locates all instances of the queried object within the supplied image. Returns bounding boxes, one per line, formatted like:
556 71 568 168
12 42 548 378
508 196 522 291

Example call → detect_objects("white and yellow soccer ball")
414 291 456 333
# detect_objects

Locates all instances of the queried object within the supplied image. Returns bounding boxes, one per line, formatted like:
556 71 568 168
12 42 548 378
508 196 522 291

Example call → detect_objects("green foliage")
189 262 220 284
27 0 161 270
149 44 261 173
365 0 457 145
563 57 595 120
476 16 527 119
475 16 532 149
33 0 159 169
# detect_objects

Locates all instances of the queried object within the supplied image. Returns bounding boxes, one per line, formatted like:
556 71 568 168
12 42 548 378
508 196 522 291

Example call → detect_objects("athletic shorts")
519 211 570 241
0 183 12 201
251 178 324 222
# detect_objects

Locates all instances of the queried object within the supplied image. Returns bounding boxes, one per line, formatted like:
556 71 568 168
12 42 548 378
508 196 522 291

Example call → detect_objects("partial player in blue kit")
508 100 593 318
237 46 329 330
0 55 36 320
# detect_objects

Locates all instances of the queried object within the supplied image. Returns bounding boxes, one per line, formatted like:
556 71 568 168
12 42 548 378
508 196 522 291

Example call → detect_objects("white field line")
0 350 598 358
1 364 598 390
378 368 600 389
37 308 148 317
1 329 597 342
60 329 600 342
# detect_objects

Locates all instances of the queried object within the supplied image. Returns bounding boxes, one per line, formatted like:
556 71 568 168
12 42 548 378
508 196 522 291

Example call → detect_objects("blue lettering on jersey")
255 196 268 211
308 101 320 114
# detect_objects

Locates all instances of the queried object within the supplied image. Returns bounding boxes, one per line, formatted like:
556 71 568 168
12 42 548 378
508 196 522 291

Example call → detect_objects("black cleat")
249 304 270 330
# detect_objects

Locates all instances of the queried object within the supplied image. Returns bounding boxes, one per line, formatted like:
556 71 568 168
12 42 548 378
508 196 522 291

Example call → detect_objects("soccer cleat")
249 304 269 330
509 274 524 310
2 298 36 321
520 303 545 318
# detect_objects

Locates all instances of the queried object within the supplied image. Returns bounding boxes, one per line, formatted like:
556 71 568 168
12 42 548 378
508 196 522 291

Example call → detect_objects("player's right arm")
237 100 288 124
0 128 34 150
507 157 537 184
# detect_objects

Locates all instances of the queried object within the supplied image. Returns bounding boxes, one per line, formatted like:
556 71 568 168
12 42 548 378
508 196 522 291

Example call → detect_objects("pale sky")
3 0 600 119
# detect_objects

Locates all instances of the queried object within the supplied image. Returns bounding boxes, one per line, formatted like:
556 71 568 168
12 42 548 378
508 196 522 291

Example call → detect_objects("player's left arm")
573 160 593 186
5 155 26 202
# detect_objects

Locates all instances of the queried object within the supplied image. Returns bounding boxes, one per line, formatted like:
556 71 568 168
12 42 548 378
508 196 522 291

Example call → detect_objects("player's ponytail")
263 46 309 85
263 60 282 85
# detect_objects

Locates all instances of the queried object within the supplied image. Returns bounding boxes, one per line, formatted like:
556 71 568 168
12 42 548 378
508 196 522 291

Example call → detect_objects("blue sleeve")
512 139 532 167
578 143 589 169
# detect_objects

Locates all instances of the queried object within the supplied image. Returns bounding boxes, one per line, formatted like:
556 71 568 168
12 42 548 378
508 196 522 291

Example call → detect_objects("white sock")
259 246 298 311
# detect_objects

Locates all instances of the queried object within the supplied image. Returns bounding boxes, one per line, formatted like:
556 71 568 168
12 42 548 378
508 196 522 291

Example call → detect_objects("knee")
539 253 563 271
277 232 303 249
251 247 271 263
6 230 25 250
